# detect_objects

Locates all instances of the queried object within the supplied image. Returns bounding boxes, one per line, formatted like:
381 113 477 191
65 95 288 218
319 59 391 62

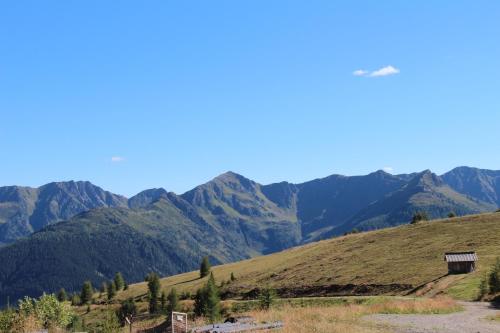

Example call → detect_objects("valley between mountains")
0 166 499 305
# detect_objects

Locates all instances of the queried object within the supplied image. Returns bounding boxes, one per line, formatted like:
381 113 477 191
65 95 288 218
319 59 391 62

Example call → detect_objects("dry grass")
367 297 461 314
247 306 381 333
197 297 461 333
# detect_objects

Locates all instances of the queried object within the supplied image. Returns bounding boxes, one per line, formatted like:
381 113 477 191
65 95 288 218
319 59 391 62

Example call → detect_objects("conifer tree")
258 287 277 310
200 256 211 278
160 291 167 312
147 272 161 313
205 273 220 323
193 287 207 317
114 272 125 291
57 288 67 302
107 281 117 301
80 281 93 304
230 272 236 282
166 288 179 314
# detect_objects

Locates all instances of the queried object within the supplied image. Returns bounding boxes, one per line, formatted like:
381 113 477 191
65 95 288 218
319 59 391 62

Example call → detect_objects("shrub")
489 258 500 294
0 309 16 332
180 291 192 300
477 274 489 300
18 293 74 329
411 212 429 224
98 310 121 333
117 298 137 325
71 294 81 306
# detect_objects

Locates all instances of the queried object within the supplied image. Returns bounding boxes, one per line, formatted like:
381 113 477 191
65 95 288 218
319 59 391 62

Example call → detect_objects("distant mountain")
334 170 496 236
181 172 301 254
442 166 500 207
293 170 405 242
0 181 127 245
0 167 499 304
127 188 169 209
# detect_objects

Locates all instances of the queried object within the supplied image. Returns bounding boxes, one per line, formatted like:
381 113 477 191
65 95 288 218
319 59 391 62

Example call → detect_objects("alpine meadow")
1 1 500 333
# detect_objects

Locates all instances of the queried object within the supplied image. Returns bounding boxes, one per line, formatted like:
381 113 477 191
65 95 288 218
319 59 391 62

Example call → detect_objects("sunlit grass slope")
118 212 500 302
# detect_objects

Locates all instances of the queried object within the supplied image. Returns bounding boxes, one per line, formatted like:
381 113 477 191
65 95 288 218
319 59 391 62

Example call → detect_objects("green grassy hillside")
117 212 500 302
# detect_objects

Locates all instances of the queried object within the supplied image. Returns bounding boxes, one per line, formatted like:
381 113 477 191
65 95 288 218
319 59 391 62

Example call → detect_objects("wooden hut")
444 251 477 274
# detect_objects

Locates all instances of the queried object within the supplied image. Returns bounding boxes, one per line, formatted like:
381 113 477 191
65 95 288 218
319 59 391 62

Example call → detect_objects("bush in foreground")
0 294 74 332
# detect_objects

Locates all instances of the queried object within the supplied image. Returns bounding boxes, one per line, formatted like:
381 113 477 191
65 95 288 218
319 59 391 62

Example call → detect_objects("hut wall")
447 261 475 274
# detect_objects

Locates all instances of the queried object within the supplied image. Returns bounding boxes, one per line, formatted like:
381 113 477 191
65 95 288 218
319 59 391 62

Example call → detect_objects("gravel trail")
364 302 500 333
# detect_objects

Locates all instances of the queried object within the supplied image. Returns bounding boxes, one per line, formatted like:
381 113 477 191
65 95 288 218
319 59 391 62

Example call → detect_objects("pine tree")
160 291 167 312
230 272 236 282
258 287 277 310
166 288 179 314
147 272 161 313
107 281 117 301
193 287 207 317
200 256 211 278
114 272 125 291
57 288 67 302
80 281 93 304
124 281 129 290
205 273 220 323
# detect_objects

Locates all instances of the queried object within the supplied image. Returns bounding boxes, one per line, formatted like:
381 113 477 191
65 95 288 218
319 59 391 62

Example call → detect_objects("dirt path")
364 302 500 333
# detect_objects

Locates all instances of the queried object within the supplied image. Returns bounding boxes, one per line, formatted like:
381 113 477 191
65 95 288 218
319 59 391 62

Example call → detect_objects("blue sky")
1 1 499 197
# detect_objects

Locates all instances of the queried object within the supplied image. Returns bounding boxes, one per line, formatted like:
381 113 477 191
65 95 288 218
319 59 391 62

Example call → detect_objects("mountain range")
0 166 498 305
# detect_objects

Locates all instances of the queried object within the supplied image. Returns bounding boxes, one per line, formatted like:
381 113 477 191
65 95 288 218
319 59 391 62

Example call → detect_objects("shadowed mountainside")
0 181 127 245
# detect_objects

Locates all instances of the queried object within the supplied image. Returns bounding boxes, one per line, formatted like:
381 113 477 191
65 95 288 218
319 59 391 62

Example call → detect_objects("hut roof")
444 251 477 262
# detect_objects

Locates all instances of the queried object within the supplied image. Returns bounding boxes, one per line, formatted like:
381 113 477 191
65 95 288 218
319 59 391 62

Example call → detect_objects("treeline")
55 272 129 307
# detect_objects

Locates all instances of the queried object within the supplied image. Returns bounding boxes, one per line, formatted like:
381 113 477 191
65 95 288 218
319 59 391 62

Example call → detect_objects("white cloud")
353 65 400 78
369 65 400 77
383 166 394 173
353 69 368 76
111 156 125 163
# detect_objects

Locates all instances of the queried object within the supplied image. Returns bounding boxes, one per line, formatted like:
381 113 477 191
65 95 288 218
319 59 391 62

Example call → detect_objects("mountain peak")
212 171 256 188
128 188 169 209
214 171 247 181
408 170 444 189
